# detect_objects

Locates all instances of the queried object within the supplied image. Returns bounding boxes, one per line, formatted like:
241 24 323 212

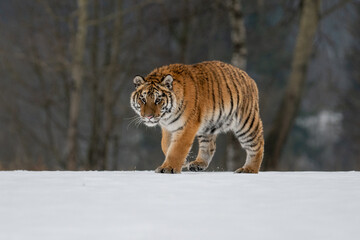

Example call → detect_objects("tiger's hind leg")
234 115 264 173
188 134 216 172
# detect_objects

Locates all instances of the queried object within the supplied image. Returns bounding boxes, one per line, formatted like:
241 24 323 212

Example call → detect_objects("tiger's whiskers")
126 115 143 129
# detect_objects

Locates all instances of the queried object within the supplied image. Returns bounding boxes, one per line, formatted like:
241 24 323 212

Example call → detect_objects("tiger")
130 60 264 174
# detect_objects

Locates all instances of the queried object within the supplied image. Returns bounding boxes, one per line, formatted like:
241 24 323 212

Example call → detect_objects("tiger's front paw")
188 159 208 172
155 165 181 174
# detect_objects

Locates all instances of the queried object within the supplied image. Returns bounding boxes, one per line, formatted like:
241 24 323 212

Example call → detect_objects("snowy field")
1 171 359 240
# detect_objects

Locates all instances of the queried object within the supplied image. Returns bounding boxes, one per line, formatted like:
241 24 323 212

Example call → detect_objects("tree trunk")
65 0 89 170
263 0 321 170
99 0 123 170
87 0 102 170
226 0 247 171
228 0 247 70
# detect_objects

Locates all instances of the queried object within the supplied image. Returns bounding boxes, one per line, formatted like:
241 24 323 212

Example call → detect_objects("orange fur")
130 61 264 173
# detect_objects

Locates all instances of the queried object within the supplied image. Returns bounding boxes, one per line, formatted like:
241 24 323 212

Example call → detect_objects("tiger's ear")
133 75 145 89
161 75 173 90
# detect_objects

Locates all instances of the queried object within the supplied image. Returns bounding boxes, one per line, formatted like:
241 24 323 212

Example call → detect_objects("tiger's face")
130 75 175 127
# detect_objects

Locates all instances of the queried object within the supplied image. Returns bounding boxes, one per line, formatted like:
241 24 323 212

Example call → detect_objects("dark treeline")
0 0 359 171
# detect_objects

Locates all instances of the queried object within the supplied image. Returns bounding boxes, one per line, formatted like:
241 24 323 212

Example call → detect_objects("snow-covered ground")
1 171 359 240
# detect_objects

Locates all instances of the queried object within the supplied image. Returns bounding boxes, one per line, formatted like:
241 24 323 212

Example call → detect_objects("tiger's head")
130 74 176 127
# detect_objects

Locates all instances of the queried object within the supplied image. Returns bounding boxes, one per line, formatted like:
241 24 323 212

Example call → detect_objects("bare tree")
65 0 89 170
263 0 353 170
100 0 124 170
87 0 102 170
228 0 247 69
264 0 321 170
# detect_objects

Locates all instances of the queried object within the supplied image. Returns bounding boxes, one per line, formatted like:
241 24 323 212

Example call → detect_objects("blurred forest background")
0 0 359 171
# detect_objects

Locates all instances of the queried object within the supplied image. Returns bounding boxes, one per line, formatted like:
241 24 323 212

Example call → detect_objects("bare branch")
321 0 353 18
87 0 163 26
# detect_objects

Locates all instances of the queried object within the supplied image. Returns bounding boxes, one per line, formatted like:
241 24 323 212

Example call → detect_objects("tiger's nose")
144 114 153 119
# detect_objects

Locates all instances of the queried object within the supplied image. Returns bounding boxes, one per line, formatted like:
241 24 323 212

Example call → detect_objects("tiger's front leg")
161 128 172 156
155 124 199 174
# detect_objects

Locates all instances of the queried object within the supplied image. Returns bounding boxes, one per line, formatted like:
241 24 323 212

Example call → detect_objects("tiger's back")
130 60 264 173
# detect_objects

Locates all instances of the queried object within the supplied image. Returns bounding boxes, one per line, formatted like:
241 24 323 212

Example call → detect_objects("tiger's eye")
140 97 146 104
155 98 161 105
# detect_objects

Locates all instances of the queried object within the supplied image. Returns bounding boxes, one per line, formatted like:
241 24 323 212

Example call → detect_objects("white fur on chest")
159 116 185 132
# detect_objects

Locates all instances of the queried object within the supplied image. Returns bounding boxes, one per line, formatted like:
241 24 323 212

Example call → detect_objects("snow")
1 171 359 240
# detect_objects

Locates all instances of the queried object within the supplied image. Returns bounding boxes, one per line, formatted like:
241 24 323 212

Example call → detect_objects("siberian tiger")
130 61 264 174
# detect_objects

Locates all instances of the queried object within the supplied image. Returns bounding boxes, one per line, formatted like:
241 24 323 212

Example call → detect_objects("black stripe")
167 94 173 112
172 126 184 132
169 100 186 124
226 67 241 118
205 65 216 125
236 98 251 134
131 92 139 109
206 76 211 103
167 93 173 112
169 103 186 125
242 120 260 144
241 107 254 134
248 141 260 149
211 66 224 124
219 67 234 122
241 131 258 144
233 68 245 101
246 131 263 146
162 94 175 120
251 144 262 152
238 113 256 139
187 68 199 111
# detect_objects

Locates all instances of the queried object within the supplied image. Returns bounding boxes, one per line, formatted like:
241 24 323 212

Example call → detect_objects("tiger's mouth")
142 117 160 127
